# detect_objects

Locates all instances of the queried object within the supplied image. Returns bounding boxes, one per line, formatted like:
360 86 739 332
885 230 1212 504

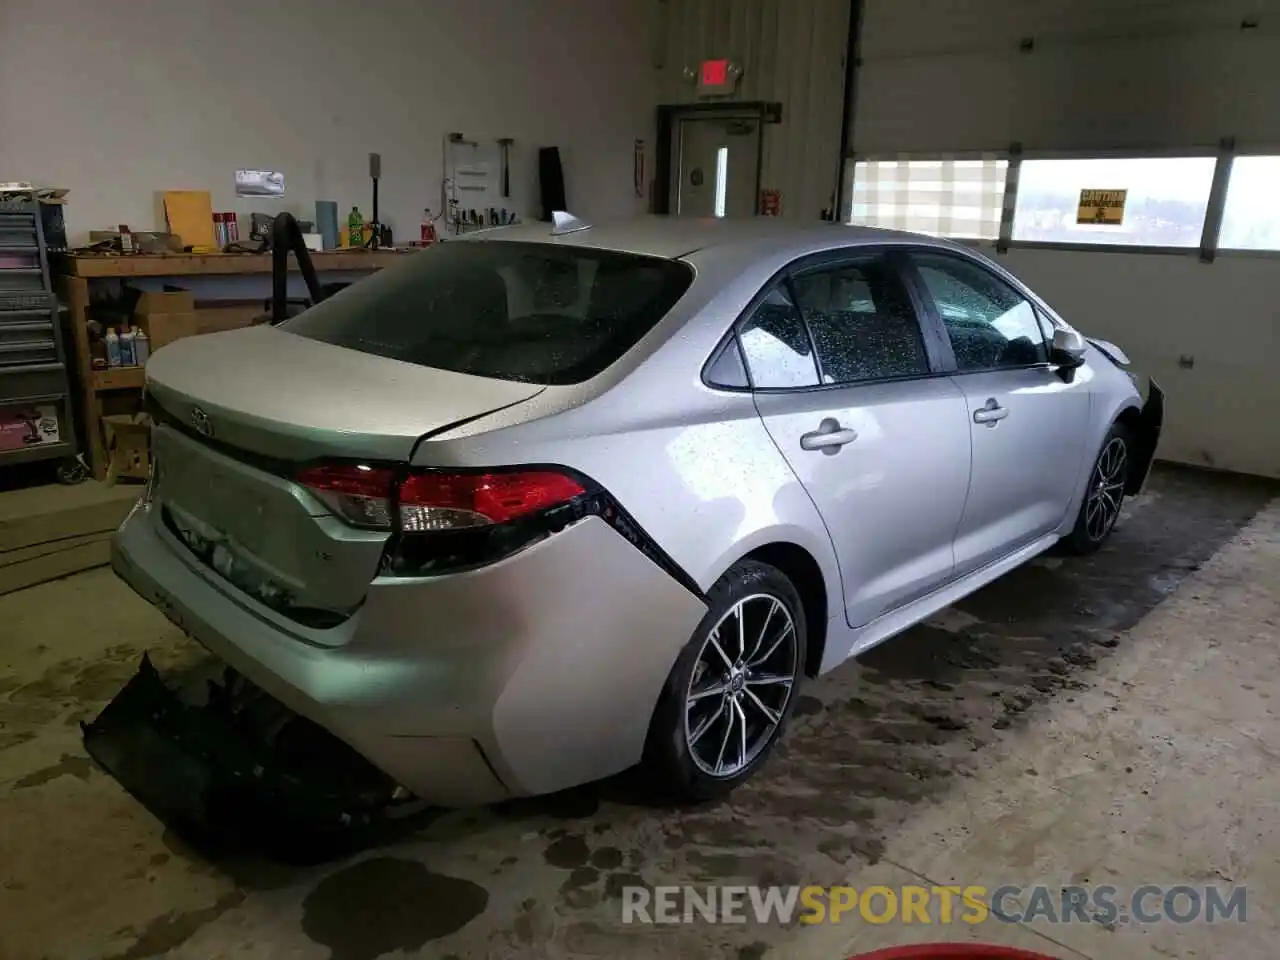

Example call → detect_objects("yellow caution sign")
1077 188 1127 225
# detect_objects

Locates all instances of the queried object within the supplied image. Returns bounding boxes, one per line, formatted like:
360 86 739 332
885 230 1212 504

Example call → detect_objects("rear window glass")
281 240 693 385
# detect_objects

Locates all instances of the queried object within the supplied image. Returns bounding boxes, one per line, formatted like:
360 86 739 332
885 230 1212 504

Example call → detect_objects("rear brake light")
398 470 585 531
297 464 586 532
297 464 397 529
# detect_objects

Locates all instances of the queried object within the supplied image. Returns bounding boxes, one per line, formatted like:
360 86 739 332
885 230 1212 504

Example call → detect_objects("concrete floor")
1 465 1277 960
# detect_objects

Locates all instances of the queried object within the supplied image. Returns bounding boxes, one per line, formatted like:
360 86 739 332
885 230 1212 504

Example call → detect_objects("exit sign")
697 58 738 95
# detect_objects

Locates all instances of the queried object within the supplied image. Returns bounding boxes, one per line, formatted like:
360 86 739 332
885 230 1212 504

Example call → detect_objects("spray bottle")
133 326 150 365
105 327 121 367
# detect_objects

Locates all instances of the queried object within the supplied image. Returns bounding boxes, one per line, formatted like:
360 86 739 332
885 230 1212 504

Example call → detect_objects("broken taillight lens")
297 464 587 532
296 463 398 529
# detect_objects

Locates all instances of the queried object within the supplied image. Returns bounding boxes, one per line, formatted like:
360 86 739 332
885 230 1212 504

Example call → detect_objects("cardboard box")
101 413 152 484
137 311 199 352
134 289 195 315
197 304 263 334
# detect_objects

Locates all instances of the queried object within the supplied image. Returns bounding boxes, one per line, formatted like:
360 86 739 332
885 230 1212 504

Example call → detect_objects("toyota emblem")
190 406 214 438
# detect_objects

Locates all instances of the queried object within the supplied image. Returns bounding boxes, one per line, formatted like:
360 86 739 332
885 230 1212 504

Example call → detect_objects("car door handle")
800 419 858 453
973 400 1009 425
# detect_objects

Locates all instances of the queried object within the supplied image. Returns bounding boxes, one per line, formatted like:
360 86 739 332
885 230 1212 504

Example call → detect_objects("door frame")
653 101 780 216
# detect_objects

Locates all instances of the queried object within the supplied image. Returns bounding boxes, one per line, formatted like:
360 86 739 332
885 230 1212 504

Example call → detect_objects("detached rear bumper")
1127 377 1165 495
110 502 705 805
82 653 406 859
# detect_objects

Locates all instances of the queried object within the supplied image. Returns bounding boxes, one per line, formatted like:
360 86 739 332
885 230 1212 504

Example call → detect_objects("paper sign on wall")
1077 188 1126 225
235 170 285 197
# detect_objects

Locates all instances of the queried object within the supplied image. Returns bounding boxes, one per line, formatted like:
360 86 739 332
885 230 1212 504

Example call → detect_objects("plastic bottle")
119 325 137 366
347 206 364 248
133 327 150 365
105 327 121 367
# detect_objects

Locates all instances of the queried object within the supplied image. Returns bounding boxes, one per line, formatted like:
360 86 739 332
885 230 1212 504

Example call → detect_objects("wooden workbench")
57 249 409 481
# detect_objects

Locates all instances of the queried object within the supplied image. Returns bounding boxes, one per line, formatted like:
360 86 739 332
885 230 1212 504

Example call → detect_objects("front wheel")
643 560 805 803
1062 423 1131 554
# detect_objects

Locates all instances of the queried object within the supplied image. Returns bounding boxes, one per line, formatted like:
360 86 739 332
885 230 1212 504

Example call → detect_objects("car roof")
464 215 954 263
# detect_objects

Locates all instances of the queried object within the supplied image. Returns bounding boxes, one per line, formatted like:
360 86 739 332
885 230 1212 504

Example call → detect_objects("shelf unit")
0 190 77 471
57 248 405 481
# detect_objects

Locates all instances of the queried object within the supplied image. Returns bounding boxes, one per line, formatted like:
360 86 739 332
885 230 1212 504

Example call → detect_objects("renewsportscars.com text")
621 884 1247 926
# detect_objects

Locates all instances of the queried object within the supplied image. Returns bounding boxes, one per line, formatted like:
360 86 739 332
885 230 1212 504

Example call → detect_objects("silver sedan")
110 215 1163 807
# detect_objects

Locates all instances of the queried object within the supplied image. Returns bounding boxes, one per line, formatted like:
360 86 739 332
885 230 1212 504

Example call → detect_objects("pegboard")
442 135 522 235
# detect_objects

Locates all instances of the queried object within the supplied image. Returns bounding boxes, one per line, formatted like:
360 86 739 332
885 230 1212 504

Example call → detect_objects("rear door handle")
973 399 1009 425
800 418 858 453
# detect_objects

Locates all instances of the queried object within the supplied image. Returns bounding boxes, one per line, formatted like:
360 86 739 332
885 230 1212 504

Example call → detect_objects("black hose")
271 213 324 323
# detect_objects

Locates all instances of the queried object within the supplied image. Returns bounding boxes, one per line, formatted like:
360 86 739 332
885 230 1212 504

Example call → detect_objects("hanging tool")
366 152 382 250
497 138 514 199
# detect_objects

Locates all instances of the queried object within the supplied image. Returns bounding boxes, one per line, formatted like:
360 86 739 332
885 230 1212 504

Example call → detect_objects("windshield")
281 240 694 385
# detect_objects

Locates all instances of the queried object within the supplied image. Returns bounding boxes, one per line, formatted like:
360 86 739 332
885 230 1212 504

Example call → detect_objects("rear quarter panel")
417 384 844 603
414 248 847 603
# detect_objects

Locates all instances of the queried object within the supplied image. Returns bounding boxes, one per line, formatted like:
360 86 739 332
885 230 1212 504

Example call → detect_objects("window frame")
845 142 1280 261
701 246 951 395
899 247 1057 377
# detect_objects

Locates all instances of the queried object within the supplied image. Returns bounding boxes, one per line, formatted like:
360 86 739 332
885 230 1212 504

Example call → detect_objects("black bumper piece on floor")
81 653 413 863
1128 378 1166 495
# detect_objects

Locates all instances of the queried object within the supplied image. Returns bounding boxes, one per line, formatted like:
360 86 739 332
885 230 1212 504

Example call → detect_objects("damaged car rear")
91 233 704 837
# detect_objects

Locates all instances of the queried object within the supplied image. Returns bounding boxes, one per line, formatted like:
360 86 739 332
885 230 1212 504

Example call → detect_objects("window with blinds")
847 158 1008 241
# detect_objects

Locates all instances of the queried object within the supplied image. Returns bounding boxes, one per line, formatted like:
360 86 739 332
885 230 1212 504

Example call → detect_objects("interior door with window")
672 115 761 218
743 254 972 628
906 251 1093 577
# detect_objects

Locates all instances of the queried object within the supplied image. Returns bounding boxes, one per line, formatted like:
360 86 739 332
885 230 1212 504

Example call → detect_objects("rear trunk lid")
143 327 543 628
146 325 543 463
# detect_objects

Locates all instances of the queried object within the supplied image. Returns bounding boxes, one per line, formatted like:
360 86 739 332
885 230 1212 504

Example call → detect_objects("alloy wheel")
1085 436 1128 541
683 593 799 778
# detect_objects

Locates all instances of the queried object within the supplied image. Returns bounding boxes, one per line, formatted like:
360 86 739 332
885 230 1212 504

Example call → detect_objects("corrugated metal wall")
655 0 850 220
853 0 1280 153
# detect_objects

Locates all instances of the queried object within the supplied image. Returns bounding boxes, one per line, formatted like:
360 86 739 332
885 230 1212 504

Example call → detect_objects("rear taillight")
297 464 586 532
297 463 398 529
398 470 585 531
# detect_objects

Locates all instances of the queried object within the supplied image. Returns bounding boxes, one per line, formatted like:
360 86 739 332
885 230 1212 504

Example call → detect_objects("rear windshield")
281 240 694 385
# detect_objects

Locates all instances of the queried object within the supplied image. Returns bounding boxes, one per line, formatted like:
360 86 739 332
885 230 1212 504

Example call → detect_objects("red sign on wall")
701 59 729 86
760 189 781 217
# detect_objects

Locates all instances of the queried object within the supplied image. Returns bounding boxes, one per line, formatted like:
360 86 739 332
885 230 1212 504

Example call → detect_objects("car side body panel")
416 384 845 609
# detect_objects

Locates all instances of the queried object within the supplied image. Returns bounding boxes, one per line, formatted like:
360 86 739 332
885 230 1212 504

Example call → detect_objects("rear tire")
643 560 805 803
1062 421 1132 555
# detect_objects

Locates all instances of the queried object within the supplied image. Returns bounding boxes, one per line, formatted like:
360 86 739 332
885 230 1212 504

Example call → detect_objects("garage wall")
655 0 850 221
0 0 654 244
853 0 1280 153
849 0 1280 478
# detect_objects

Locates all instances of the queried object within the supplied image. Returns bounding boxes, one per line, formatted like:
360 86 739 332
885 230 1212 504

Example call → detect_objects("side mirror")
1050 328 1087 367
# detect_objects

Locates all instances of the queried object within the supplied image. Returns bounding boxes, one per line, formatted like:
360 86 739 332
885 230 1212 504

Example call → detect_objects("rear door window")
790 256 930 384
282 241 694 385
